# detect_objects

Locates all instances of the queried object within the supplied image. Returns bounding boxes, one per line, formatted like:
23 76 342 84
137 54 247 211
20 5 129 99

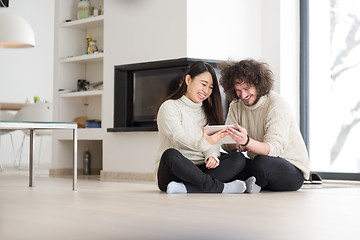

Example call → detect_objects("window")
301 0 360 180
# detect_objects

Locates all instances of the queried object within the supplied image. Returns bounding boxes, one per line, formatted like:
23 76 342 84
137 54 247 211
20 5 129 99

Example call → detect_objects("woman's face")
184 72 213 103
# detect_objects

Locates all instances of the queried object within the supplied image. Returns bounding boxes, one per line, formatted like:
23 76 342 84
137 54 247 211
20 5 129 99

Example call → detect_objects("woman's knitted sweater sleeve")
157 100 212 153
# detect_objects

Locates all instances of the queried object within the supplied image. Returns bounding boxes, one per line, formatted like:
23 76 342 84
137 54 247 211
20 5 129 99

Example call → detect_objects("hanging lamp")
0 11 35 48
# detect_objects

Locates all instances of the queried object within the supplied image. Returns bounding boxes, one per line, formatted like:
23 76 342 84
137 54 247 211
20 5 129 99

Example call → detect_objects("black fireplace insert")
108 58 225 132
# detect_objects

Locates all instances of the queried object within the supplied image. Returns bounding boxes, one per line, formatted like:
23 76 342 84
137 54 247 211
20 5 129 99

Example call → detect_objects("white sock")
166 181 187 194
245 176 261 194
222 180 246 194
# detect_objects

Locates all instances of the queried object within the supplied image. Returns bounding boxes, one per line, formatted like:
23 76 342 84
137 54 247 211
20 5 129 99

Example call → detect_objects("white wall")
0 0 301 175
261 0 281 92
0 0 54 103
261 0 300 122
186 0 300 121
187 0 262 61
279 0 300 122
0 0 55 167
101 0 301 178
102 0 187 175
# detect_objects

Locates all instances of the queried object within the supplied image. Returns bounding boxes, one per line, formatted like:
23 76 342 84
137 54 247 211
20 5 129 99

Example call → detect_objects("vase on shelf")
78 0 91 20
87 41 98 54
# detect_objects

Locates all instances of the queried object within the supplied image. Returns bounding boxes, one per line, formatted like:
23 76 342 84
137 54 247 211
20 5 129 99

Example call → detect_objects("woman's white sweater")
156 95 220 168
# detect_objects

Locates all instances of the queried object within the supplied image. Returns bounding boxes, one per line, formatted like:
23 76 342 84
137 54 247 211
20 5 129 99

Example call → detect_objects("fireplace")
107 58 226 132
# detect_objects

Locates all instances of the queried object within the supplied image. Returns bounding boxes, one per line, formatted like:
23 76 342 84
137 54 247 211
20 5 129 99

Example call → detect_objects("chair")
14 102 53 168
0 111 17 171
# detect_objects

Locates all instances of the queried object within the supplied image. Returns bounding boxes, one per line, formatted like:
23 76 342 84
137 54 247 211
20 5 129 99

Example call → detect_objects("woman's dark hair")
165 61 224 125
218 59 274 101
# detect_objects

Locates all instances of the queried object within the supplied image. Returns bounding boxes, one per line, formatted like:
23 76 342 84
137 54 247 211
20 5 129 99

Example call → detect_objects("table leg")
73 128 78 191
29 129 35 187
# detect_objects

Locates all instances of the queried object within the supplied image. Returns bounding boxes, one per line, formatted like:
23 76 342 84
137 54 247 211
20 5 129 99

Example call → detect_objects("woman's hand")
227 124 248 147
206 156 219 169
202 127 228 145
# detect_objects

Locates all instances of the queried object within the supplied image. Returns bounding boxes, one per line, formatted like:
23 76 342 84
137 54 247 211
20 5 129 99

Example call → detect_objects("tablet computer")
205 125 237 144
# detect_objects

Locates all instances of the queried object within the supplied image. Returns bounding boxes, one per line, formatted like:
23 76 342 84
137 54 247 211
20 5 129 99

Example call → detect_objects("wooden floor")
1 169 360 240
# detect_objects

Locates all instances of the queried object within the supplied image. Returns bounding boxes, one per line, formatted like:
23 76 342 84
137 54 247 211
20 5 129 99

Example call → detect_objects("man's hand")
226 124 248 146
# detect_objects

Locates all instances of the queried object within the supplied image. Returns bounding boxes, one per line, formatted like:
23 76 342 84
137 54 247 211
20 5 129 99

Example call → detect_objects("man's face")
234 80 258 106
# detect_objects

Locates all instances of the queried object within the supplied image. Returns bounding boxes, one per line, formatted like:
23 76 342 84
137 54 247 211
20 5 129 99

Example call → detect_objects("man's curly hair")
218 59 274 101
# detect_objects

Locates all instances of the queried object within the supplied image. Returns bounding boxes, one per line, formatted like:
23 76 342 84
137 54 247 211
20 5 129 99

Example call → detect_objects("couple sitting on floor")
156 59 309 194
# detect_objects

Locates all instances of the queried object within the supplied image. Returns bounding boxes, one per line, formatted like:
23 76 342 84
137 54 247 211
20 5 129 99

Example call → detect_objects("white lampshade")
0 12 35 48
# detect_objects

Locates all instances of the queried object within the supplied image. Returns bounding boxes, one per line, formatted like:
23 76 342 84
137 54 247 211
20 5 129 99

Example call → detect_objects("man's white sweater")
224 91 310 179
156 95 220 168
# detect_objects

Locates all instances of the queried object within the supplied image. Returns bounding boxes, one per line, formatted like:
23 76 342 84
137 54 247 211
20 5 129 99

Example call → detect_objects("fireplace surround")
107 58 224 132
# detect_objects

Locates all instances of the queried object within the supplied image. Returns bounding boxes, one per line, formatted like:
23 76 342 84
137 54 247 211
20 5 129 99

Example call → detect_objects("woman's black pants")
157 148 246 193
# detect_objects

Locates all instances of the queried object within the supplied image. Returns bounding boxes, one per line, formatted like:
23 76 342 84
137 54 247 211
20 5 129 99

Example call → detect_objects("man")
219 59 310 193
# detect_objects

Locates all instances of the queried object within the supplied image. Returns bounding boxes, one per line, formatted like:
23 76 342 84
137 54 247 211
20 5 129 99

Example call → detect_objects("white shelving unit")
54 0 104 138
60 15 104 29
59 90 103 98
56 128 105 141
60 52 104 63
53 0 105 175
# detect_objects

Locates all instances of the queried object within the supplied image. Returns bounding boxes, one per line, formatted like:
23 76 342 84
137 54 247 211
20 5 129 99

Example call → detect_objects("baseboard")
49 168 101 176
100 170 155 182
49 168 155 182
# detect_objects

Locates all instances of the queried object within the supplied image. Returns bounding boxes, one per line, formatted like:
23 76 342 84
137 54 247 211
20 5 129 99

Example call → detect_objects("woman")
156 61 246 194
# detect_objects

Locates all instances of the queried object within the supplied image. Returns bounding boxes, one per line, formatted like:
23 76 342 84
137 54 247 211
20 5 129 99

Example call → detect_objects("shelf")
61 15 104 29
107 126 158 132
60 53 104 63
55 128 105 140
59 90 103 98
